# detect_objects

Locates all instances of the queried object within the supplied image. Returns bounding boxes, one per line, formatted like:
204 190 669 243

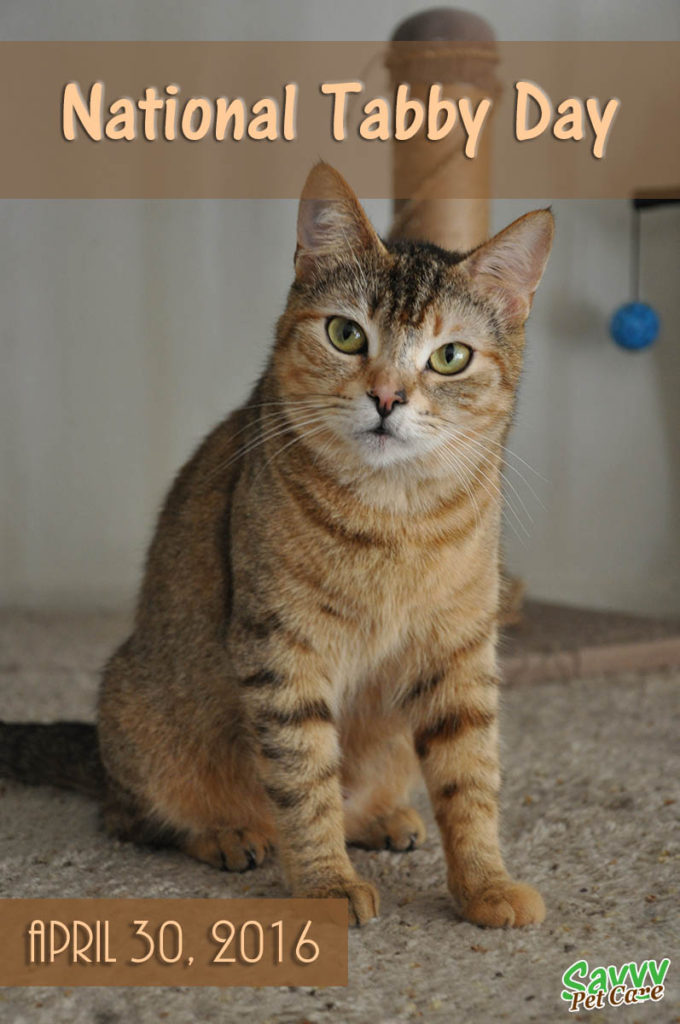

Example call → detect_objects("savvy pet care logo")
561 957 670 1012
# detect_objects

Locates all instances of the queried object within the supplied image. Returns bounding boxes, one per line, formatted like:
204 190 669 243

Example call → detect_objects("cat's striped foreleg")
403 640 545 927
241 667 379 926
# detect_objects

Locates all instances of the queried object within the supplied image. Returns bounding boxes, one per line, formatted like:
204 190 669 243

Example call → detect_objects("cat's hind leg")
181 827 272 871
340 703 426 852
101 782 184 852
350 805 425 852
98 643 278 872
102 781 275 872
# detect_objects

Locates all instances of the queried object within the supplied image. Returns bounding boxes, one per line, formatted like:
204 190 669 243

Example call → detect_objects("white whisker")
254 421 330 483
438 432 529 541
431 446 483 531
455 430 546 516
205 410 330 484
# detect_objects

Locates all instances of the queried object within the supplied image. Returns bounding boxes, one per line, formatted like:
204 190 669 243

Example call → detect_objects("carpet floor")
0 611 678 1023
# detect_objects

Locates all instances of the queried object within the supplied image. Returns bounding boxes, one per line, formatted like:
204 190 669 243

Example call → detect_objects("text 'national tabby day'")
62 81 620 159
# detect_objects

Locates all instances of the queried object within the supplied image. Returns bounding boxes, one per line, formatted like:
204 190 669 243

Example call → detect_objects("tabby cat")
0 163 553 927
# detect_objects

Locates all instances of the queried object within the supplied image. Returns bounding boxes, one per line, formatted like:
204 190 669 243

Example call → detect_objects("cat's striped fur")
0 163 553 927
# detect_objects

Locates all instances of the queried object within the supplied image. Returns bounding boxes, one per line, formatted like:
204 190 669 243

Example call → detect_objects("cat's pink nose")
367 385 407 418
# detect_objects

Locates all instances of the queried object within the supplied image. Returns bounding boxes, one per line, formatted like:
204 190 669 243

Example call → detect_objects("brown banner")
0 898 348 987
0 42 677 198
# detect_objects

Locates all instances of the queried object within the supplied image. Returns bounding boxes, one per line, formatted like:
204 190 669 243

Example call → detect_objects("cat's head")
274 162 553 478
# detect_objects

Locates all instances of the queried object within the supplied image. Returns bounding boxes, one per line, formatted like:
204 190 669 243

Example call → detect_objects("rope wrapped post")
387 8 500 252
388 11 524 624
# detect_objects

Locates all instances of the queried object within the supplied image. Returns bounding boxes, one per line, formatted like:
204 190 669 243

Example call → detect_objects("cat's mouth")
351 419 422 467
364 422 402 445
360 420 406 450
369 422 391 436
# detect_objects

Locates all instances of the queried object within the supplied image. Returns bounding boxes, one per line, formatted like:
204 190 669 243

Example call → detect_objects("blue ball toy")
609 302 660 350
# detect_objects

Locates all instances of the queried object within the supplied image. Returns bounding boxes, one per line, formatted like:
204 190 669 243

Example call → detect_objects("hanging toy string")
631 204 641 304
609 200 660 350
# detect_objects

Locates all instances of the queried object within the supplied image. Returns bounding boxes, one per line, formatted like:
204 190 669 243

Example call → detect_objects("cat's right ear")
295 162 385 278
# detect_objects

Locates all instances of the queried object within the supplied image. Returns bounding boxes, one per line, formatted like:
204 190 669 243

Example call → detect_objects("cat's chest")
313 532 486 669
233 469 496 669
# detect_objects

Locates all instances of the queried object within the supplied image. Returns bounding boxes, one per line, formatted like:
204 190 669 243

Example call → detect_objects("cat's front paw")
458 880 545 928
304 878 380 927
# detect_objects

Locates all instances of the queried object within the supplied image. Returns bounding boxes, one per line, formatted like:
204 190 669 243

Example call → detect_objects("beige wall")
500 201 680 615
1 0 679 615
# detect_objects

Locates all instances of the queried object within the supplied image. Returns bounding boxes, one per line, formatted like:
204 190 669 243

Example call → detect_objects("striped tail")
0 721 106 799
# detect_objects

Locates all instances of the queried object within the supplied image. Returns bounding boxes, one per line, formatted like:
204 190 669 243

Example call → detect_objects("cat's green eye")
326 316 367 355
428 342 473 376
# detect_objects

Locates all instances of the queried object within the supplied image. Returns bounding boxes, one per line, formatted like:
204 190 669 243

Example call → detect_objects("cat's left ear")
295 162 385 278
459 209 554 327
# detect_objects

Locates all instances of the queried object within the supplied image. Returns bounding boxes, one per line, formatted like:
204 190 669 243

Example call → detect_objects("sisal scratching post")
387 10 524 625
387 7 499 252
